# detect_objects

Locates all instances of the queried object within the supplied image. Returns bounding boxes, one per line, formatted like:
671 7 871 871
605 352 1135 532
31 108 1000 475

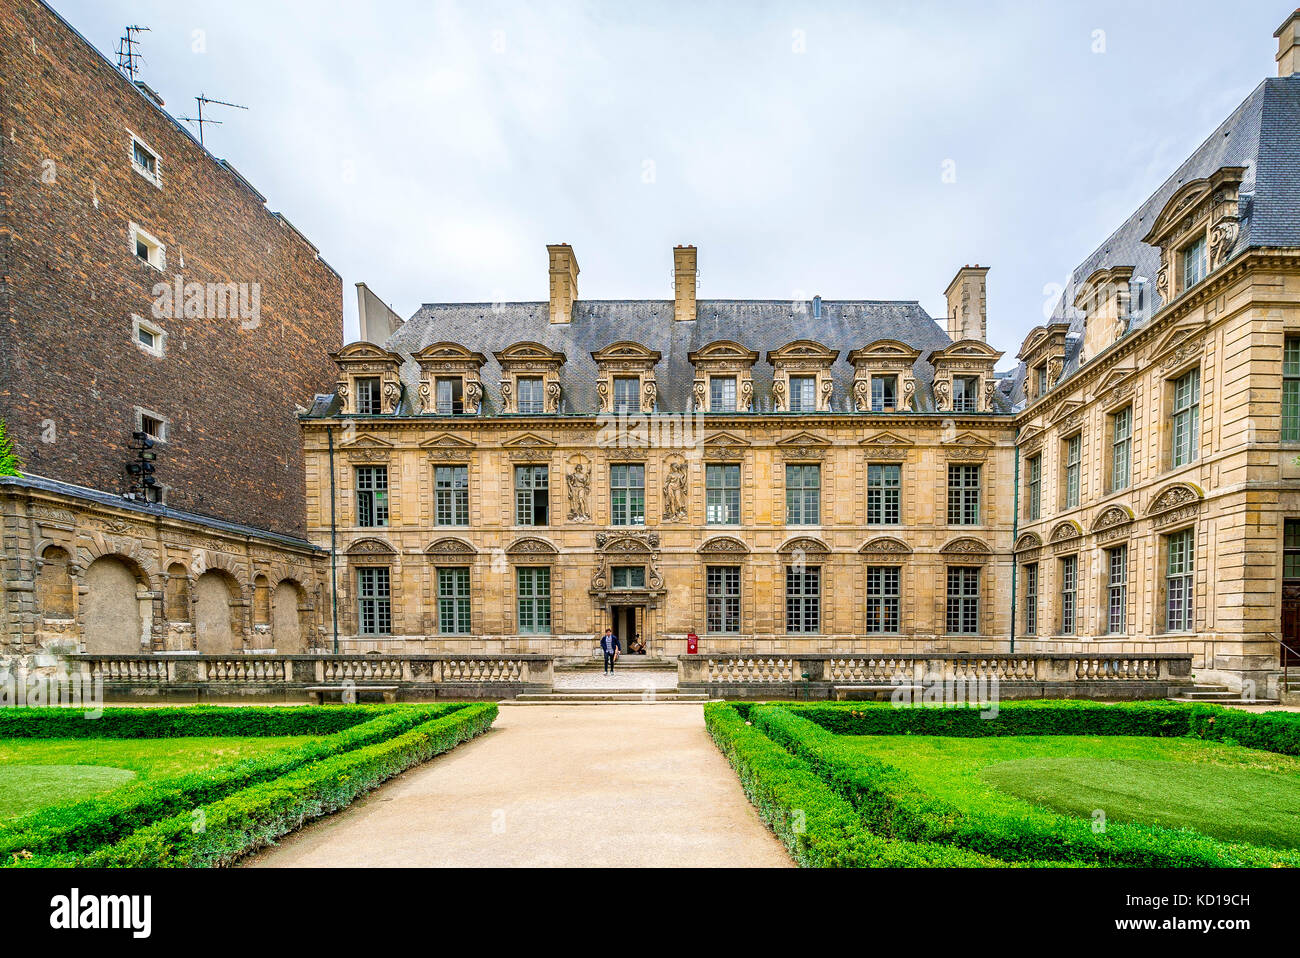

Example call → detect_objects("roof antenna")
115 25 150 81
180 94 248 148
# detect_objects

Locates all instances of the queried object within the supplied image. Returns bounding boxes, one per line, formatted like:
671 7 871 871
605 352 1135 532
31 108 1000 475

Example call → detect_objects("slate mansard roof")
363 298 992 416
1033 75 1300 394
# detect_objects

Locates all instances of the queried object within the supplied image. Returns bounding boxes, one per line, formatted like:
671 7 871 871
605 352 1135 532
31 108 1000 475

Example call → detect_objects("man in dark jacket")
599 628 620 674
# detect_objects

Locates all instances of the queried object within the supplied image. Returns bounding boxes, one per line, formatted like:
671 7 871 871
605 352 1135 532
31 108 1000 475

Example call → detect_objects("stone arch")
271 578 308 653
82 554 149 653
857 536 912 557
777 536 832 557
35 545 76 620
940 536 994 559
505 536 559 557
697 536 750 556
1048 520 1084 545
194 569 243 653
1013 532 1043 553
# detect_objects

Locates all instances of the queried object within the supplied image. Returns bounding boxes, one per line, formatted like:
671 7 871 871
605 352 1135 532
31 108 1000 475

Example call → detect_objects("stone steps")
1169 683 1279 705
559 659 677 671
505 689 709 704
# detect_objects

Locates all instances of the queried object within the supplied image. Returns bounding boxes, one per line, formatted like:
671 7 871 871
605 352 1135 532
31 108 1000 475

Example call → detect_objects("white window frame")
131 314 166 358
127 130 162 188
129 222 166 271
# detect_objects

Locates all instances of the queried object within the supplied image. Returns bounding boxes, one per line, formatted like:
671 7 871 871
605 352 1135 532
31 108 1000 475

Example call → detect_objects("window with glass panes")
871 376 897 412
785 464 820 524
1165 528 1195 631
435 377 463 414
788 375 817 412
866 464 901 525
434 465 468 525
953 376 979 412
516 567 551 634
946 567 979 634
1285 519 1300 578
517 377 545 414
436 567 471 634
1182 235 1207 291
356 377 382 415
1059 554 1077 634
785 565 820 633
1023 562 1038 635
865 566 900 633
612 377 640 414
514 465 548 526
1111 406 1132 491
357 567 390 635
355 466 388 527
947 464 980 525
1170 369 1200 467
1063 434 1081 508
1027 454 1041 520
1036 365 1048 397
706 566 740 634
612 566 646 588
1285 338 1300 442
1106 546 1127 635
610 464 645 525
705 464 741 524
710 376 737 412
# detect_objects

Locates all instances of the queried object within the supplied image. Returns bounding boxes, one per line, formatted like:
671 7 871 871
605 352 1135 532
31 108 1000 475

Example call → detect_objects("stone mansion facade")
303 17 1300 690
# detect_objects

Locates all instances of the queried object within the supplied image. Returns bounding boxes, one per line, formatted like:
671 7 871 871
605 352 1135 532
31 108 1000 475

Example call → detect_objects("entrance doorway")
610 605 646 654
1283 582 1300 668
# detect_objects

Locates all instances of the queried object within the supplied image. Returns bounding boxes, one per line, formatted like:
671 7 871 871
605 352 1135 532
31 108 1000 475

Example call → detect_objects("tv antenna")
180 94 248 148
115 25 150 82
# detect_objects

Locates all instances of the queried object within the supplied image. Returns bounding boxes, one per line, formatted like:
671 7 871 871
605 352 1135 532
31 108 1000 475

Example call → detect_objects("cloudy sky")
59 0 1286 363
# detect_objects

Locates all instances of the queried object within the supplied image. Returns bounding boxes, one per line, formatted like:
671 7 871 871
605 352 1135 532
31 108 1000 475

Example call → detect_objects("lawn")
839 734 1300 850
0 736 320 821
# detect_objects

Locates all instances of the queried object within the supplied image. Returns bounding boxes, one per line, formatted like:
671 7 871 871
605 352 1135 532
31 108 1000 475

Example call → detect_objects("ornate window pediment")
331 342 405 416
776 431 830 461
1142 167 1246 303
847 340 921 412
702 431 751 459
413 342 488 416
425 537 477 557
339 433 394 463
777 536 831 557
940 537 992 560
942 432 994 460
502 433 556 461
506 536 559 557
495 342 566 414
591 342 661 413
1048 520 1083 551
1013 532 1042 553
1146 482 1203 527
1149 322 1206 373
1092 505 1135 542
697 536 750 556
1093 368 1137 405
860 431 914 460
858 536 912 556
345 537 397 557
590 341 662 365
688 341 759 412
687 340 760 364
1049 400 1085 426
766 340 839 412
420 433 475 461
929 340 1004 413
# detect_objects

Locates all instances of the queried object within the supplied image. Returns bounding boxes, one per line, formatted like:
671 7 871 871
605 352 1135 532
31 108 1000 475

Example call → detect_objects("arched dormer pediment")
929 339 1003 363
332 343 405 415
414 343 488 415
687 340 760 365
590 341 662 365
777 536 831 557
858 536 912 556
331 341 404 365
846 340 922 367
765 339 839 365
766 341 838 412
413 341 488 365
697 536 750 556
505 536 559 557
493 341 567 365
424 537 477 558
1143 167 1246 302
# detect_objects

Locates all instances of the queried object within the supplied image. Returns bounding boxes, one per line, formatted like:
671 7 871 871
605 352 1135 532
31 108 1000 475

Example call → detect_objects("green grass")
839 734 1300 850
0 736 319 821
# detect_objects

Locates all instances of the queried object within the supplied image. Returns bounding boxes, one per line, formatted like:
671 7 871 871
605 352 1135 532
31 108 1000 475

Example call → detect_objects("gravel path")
245 703 791 868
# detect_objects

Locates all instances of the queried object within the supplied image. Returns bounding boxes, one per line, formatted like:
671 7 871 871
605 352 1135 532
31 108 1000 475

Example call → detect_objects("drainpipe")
326 425 339 654
1010 424 1020 655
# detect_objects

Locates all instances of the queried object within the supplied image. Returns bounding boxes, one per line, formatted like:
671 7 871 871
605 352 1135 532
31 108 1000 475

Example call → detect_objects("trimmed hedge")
703 703 1001 868
751 705 1300 868
0 704 461 859
1188 707 1300 756
55 703 498 867
0 704 413 739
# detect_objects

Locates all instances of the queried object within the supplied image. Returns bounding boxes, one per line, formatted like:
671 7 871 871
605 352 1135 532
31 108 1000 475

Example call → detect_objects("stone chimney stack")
547 244 579 324
673 245 698 322
1277 9 1300 76
944 265 989 342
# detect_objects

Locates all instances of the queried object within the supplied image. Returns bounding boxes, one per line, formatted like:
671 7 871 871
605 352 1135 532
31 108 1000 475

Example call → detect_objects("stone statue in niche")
566 463 591 522
663 460 689 521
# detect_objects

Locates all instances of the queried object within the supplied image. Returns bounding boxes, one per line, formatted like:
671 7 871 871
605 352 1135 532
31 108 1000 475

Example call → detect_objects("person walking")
599 627 621 675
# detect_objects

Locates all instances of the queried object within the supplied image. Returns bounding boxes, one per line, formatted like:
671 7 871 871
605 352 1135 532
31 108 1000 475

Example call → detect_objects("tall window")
517 377 545 414
710 376 737 412
610 464 645 526
355 466 389 527
953 376 979 412
785 464 821 525
435 377 463 415
1170 369 1200 468
946 567 979 634
437 567 471 635
1036 365 1048 397
705 464 741 524
1284 337 1300 442
1059 554 1077 635
865 566 900 634
514 465 549 526
1111 406 1132 491
788 375 817 412
947 464 980 525
1165 528 1195 632
785 565 821 633
706 566 741 634
356 377 382 415
1106 546 1128 635
1027 454 1041 521
1023 562 1038 635
516 567 551 634
613 376 640 414
866 463 901 525
871 376 897 412
357 567 391 635
434 465 469 526
1181 234 1207 291
1063 434 1081 509
1286 519 1300 579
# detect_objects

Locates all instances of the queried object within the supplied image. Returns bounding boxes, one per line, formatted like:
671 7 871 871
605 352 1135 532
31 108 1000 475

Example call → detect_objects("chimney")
1277 9 1300 76
673 245 697 322
547 244 579 324
944 265 989 342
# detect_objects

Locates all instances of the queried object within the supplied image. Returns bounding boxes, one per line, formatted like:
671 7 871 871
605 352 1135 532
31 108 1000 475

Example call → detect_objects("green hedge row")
703 703 1001 868
1188 708 1300 756
48 703 498 867
751 705 1300 868
0 704 462 859
0 704 413 739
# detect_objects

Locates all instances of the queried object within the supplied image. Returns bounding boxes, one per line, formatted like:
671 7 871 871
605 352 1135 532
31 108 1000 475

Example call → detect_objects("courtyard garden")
0 701 496 867
706 700 1300 867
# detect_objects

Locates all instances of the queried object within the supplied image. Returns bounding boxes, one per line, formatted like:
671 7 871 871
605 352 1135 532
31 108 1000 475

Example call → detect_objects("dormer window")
1036 365 1048 397
871 375 897 412
356 377 382 415
953 376 979 412
613 376 640 414
1181 235 1207 292
517 376 545 414
436 377 464 415
710 376 738 412
788 376 817 412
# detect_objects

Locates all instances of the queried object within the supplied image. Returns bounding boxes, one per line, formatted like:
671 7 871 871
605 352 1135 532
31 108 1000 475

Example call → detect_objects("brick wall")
0 0 342 536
